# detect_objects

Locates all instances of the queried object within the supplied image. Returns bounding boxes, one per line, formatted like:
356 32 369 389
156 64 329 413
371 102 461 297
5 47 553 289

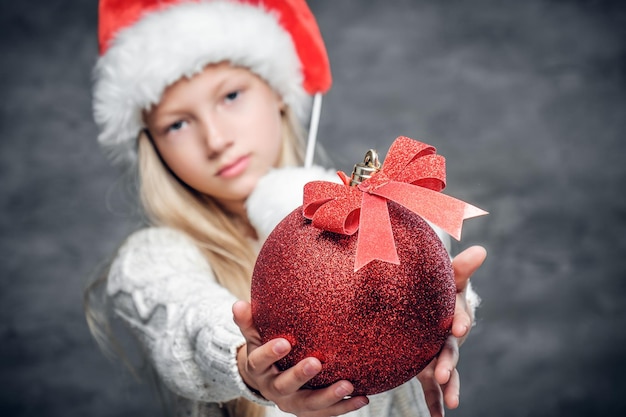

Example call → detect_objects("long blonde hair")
85 107 305 417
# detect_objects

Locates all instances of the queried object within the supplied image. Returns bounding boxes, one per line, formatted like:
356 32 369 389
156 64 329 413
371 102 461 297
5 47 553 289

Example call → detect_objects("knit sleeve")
388 379 430 417
107 227 271 405
353 379 429 417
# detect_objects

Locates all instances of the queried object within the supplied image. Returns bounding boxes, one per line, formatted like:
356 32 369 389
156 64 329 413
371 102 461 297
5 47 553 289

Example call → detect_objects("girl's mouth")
217 155 251 178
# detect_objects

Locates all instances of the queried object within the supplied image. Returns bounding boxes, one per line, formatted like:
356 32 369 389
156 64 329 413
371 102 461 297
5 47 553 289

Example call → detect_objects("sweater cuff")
194 325 274 406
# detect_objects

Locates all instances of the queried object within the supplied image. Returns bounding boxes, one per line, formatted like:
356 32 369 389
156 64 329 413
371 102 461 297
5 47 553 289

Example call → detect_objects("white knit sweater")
106 166 474 416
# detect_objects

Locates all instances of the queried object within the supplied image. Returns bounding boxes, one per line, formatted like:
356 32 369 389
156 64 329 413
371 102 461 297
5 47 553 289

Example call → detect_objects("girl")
86 1 487 416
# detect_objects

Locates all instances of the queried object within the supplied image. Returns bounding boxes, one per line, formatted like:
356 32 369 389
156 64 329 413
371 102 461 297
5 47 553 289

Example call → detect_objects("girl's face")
145 62 284 216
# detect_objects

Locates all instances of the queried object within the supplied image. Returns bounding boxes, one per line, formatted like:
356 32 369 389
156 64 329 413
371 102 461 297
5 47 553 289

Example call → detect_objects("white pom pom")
246 166 340 241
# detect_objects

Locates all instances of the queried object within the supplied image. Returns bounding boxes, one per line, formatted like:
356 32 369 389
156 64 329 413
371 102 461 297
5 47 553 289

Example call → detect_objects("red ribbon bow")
303 136 488 271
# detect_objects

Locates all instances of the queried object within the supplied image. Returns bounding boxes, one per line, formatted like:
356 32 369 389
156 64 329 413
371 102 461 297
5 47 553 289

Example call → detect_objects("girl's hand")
233 301 369 417
418 245 487 417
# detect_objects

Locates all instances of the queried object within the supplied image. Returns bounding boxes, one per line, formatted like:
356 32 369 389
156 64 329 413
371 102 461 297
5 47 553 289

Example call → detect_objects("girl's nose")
201 114 231 157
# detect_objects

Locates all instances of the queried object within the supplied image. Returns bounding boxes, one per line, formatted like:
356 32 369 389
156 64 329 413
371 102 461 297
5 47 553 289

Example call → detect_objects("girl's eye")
225 90 239 102
167 120 186 132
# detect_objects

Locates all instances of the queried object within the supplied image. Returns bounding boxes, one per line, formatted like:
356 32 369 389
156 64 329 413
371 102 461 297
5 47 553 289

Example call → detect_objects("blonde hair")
86 107 305 417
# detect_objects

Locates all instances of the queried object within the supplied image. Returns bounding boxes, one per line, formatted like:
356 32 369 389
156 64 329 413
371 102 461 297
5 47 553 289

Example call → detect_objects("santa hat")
93 0 332 164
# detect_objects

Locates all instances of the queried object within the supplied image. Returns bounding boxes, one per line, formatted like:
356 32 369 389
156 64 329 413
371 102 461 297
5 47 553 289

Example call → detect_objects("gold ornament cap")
350 149 381 186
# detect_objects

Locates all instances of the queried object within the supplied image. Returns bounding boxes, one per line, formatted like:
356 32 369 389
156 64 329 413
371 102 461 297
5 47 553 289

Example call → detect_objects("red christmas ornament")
251 136 487 395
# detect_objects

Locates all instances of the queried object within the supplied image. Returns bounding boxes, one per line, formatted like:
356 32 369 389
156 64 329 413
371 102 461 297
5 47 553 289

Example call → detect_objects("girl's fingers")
232 301 257 341
434 336 459 386
294 380 365 416
302 391 370 417
443 368 461 409
452 246 487 289
246 337 292 376
271 356 322 395
418 362 445 417
451 301 472 339
324 395 370 416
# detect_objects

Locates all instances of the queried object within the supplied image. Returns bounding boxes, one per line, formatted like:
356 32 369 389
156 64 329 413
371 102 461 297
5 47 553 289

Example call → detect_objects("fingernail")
273 340 289 355
335 383 352 398
303 360 320 377
453 325 468 338
355 398 369 409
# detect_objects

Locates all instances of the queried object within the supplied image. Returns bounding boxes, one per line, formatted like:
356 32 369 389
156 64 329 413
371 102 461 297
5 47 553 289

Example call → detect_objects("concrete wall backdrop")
1 0 625 416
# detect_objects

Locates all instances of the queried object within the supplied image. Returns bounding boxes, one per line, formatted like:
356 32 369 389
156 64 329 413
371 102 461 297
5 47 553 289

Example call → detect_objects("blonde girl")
86 1 487 416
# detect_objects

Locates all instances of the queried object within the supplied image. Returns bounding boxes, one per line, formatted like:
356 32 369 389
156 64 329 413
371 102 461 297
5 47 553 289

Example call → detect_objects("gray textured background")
1 0 625 416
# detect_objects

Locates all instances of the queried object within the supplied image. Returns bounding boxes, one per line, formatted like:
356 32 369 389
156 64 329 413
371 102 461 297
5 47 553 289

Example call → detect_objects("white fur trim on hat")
93 0 308 164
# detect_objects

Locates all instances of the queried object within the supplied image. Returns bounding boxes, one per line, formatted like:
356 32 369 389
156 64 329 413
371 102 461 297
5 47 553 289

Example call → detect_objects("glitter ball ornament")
251 136 487 395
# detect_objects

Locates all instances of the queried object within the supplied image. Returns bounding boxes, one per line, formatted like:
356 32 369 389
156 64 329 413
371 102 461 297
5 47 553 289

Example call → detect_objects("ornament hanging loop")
350 149 381 186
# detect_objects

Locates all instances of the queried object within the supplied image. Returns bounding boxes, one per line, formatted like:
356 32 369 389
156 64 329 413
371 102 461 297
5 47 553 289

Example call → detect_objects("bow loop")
303 181 361 235
391 153 446 191
380 136 436 178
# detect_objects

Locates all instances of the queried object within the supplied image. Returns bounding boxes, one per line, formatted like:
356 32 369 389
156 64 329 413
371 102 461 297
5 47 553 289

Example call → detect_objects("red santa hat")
93 0 332 164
